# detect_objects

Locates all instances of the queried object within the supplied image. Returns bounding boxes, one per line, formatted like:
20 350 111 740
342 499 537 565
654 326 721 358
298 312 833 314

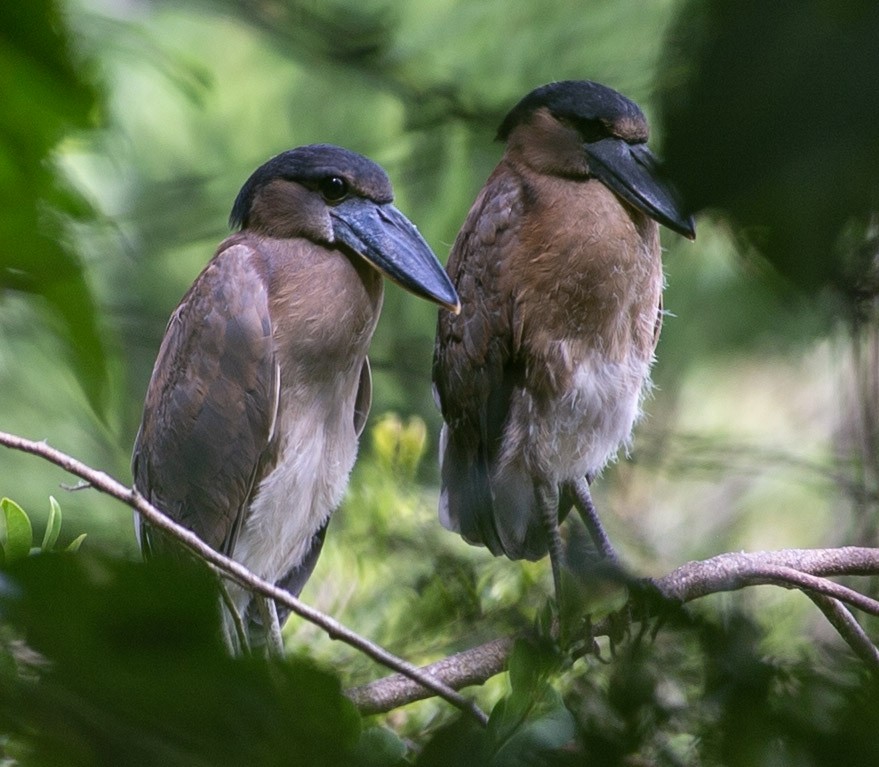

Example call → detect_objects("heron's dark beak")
584 139 696 240
331 199 461 313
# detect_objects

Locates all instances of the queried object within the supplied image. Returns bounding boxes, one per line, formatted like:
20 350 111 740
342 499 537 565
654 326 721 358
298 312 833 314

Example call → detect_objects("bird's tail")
439 426 550 561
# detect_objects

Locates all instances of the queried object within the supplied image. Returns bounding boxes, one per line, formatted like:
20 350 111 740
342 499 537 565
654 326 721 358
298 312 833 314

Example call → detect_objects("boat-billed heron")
133 144 459 643
432 81 695 602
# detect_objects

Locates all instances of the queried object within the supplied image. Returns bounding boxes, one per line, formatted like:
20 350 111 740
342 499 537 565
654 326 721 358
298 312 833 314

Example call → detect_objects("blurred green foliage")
0 0 108 413
660 0 879 296
0 552 364 766
2 0 879 763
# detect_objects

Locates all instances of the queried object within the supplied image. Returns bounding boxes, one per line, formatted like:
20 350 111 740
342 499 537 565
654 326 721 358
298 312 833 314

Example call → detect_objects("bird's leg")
569 478 619 564
535 481 565 608
218 578 250 655
570 478 639 654
254 595 285 657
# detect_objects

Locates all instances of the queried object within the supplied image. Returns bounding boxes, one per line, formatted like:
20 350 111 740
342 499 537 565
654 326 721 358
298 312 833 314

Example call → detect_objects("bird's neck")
243 233 384 380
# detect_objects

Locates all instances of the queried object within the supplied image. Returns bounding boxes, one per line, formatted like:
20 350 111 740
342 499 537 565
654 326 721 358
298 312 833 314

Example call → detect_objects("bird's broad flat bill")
330 198 460 312
584 138 695 239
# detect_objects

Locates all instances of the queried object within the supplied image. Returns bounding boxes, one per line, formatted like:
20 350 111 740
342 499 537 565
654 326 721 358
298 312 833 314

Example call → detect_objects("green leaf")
508 640 540 698
414 715 487 766
486 638 570 762
1 497 34 564
487 695 529 751
64 533 87 553
507 636 560 698
535 598 555 642
353 726 407 766
41 496 62 551
490 689 576 767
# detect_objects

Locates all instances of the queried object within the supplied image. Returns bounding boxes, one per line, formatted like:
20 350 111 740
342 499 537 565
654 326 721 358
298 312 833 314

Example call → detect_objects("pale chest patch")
502 343 653 482
230 381 358 612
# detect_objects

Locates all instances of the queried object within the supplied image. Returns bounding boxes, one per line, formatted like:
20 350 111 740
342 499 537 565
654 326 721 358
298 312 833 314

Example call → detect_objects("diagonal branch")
0 429 488 726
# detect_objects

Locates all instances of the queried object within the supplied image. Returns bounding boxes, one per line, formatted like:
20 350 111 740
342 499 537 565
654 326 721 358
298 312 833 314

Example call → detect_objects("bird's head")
498 80 695 239
230 144 460 312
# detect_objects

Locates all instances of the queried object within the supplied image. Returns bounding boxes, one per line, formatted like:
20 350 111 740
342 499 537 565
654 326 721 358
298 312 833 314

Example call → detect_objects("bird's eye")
559 116 610 144
576 119 609 144
319 176 349 202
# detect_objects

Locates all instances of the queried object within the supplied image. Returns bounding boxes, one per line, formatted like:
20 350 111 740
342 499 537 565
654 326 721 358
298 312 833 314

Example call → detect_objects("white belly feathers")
501 343 653 483
230 381 357 612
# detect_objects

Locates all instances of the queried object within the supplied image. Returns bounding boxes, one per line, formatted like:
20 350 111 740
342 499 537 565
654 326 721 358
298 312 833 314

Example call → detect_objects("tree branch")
5 429 879 721
352 548 879 713
0 429 488 726
657 548 879 601
347 637 515 716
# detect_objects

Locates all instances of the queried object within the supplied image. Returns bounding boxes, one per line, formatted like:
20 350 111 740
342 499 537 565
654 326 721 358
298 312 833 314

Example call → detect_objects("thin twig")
735 564 879 616
657 548 879 601
0 429 488 726
661 554 879 615
807 593 879 669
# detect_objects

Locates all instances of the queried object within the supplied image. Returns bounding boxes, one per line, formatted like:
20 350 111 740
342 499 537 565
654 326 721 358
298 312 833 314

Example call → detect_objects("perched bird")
432 81 694 600
133 144 459 643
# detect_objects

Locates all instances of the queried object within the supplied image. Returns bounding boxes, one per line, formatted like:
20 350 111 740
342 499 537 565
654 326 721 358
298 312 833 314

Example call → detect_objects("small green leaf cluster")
0 497 86 566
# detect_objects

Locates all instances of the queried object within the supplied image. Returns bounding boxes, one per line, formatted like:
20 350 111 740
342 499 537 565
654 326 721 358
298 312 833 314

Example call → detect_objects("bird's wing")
433 166 527 557
133 239 279 556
